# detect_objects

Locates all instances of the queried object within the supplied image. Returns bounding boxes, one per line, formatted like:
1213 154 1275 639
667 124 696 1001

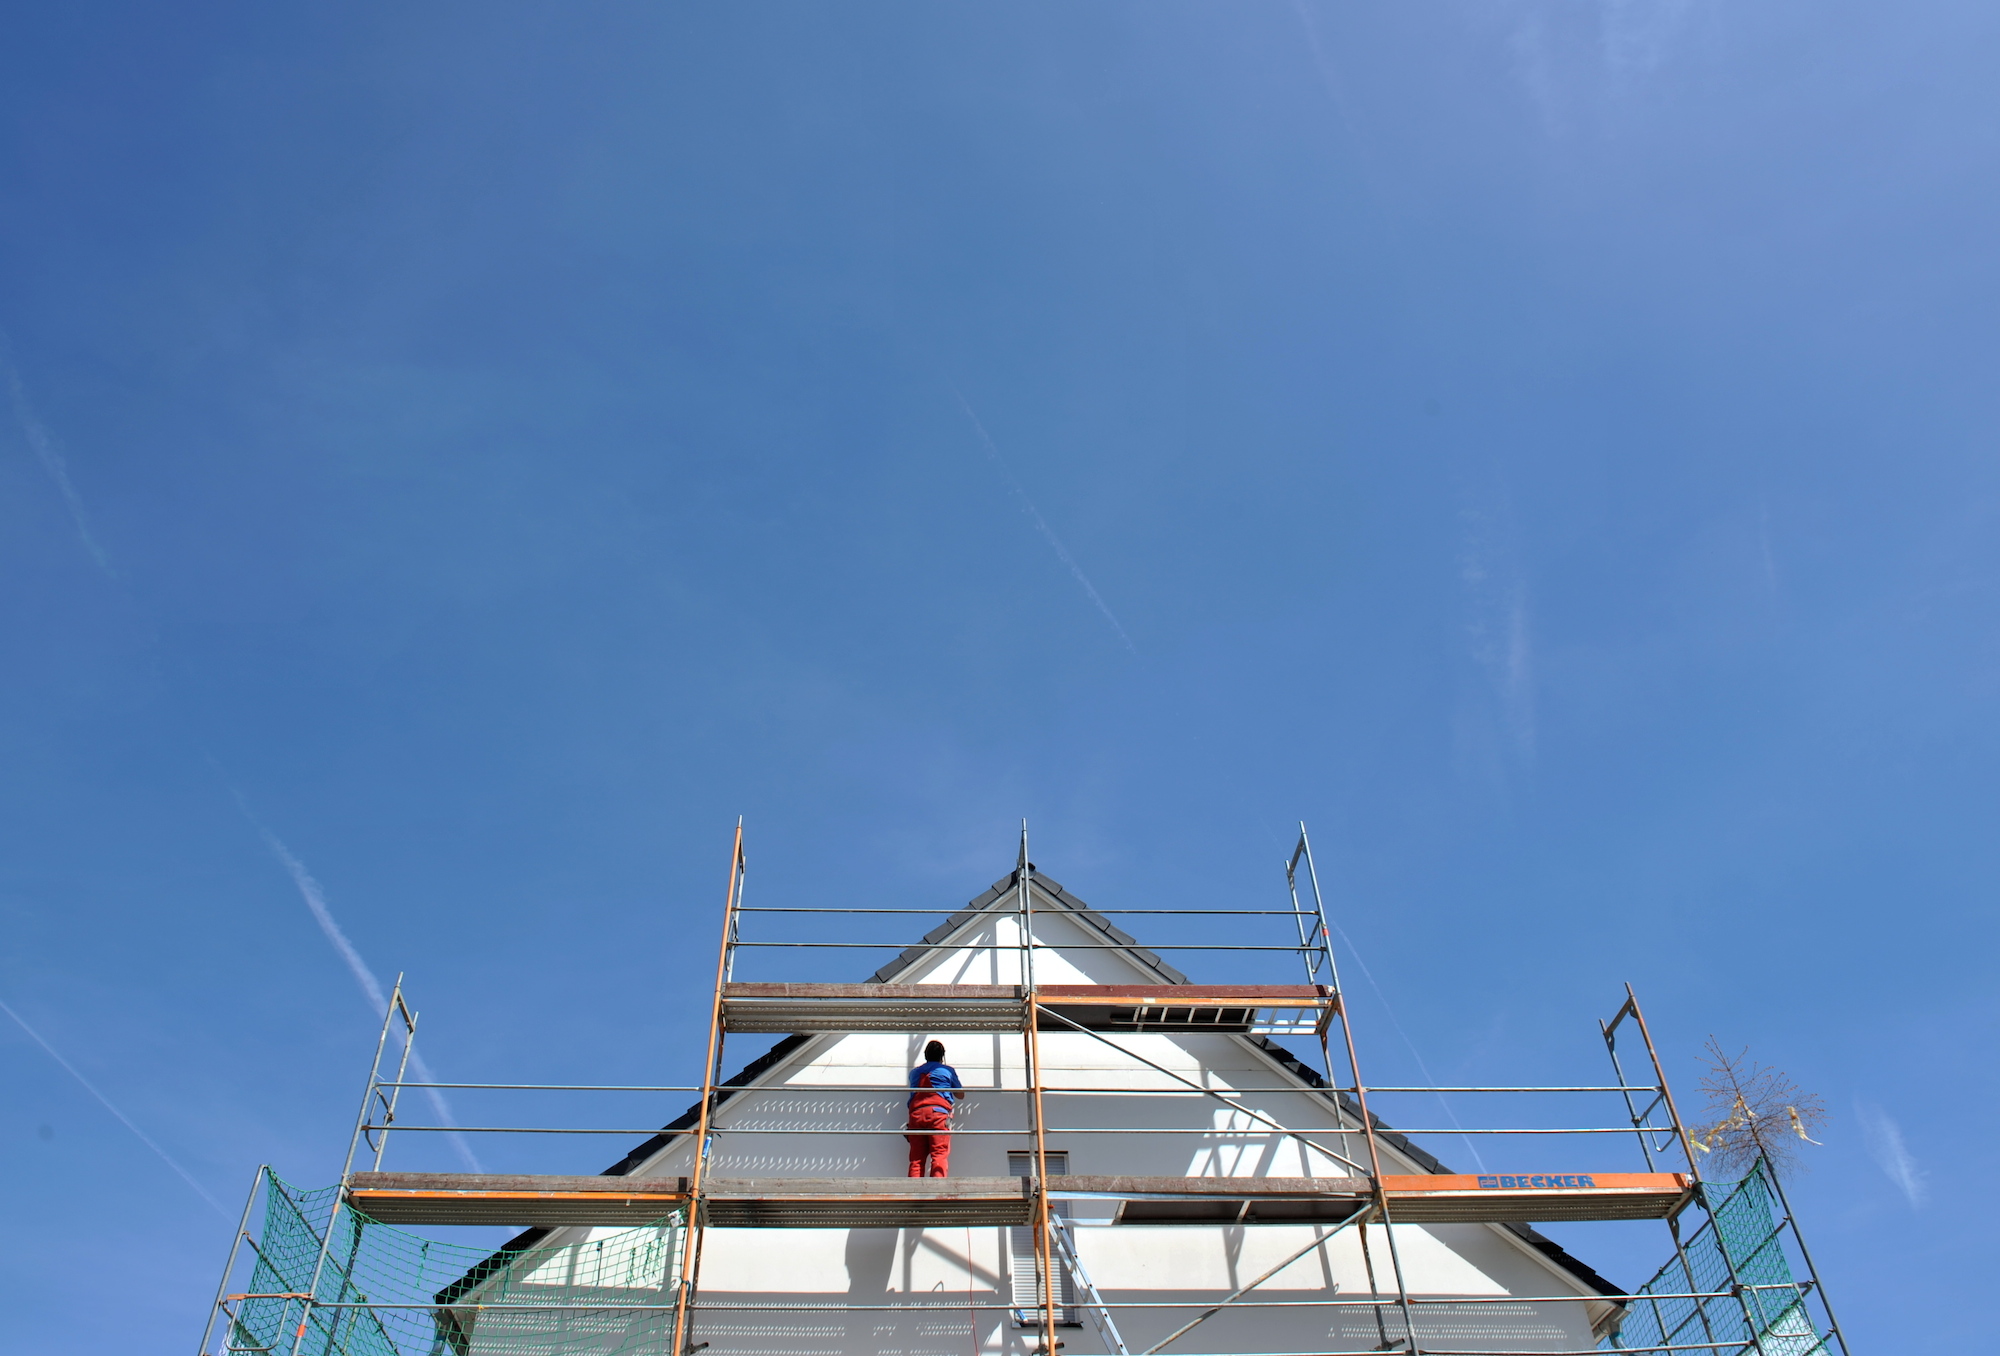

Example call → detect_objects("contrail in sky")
0 997 229 1215
3 340 474 1172
243 804 485 1172
2 335 115 578
951 387 1139 655
1855 1100 1926 1208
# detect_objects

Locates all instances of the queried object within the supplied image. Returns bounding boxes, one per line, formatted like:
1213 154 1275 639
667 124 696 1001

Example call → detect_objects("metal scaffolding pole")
196 1165 268 1356
1019 825 1062 1356
1604 996 1722 1356
1292 825 1421 1354
1761 1166 1851 1356
1616 987 1771 1356
283 980 415 1356
671 821 746 1356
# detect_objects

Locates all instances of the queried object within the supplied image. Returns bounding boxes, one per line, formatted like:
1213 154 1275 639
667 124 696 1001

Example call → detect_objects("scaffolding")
199 824 1849 1356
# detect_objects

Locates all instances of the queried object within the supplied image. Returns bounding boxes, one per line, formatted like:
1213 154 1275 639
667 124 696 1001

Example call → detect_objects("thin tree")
1689 1038 1827 1179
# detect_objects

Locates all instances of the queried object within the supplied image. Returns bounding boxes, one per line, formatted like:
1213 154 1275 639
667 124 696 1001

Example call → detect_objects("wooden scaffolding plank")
720 983 1025 1033
1380 1173 1695 1223
1038 985 1332 1006
347 1172 688 1226
717 983 1335 1033
345 1170 1689 1229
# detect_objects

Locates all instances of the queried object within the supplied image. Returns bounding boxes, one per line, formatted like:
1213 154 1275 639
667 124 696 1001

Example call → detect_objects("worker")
905 1039 962 1177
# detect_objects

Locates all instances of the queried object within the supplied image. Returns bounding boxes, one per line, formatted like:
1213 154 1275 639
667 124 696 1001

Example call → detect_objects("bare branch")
1688 1038 1826 1180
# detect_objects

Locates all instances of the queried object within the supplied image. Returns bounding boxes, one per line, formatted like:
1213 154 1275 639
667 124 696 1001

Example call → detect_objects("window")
1008 1152 1078 1327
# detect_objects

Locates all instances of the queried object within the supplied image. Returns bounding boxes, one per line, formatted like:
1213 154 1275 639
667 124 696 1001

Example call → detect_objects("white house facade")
446 872 1623 1356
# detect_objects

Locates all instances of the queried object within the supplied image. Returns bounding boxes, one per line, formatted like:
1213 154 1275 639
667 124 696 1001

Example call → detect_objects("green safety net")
224 1174 686 1356
1603 1161 1830 1355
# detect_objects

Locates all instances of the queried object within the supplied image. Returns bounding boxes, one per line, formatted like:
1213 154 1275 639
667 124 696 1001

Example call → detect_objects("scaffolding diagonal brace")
1136 1207 1369 1356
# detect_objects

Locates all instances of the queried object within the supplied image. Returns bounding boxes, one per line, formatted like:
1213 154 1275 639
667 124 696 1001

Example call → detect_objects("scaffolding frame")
199 823 1848 1356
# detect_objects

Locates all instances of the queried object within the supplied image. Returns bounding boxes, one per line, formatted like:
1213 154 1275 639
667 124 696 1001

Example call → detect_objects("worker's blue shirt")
908 1060 963 1107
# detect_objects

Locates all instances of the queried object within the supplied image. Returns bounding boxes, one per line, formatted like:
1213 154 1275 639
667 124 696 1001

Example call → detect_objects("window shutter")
1007 1153 1077 1325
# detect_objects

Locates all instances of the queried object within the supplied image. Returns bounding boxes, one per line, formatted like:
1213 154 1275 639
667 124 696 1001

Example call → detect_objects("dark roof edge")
868 869 1190 986
436 1030 817 1304
1241 1033 1627 1301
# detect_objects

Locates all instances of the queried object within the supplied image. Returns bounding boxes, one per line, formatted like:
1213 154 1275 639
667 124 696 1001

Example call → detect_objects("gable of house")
445 869 1621 1354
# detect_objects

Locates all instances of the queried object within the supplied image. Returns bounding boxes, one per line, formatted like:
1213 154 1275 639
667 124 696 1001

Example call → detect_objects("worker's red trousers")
905 1104 952 1177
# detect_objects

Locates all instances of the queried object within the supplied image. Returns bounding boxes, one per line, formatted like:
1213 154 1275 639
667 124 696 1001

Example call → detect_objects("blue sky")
2 2 1992 1349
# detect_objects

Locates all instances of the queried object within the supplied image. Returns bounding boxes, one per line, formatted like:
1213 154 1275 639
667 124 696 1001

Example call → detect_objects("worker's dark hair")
924 1040 946 1062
